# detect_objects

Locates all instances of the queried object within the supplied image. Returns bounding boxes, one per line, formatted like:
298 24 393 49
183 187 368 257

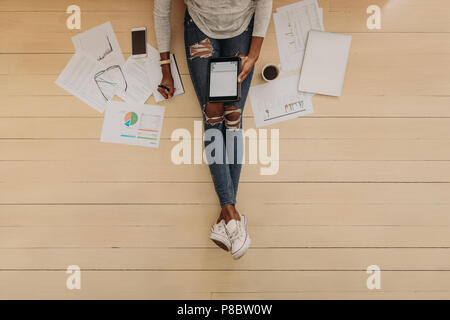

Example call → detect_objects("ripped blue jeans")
184 10 254 206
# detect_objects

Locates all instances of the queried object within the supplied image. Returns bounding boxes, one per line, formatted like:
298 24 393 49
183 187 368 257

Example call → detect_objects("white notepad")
298 30 352 97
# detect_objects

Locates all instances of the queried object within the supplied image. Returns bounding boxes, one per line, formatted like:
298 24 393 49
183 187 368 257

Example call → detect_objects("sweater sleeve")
154 0 172 53
252 0 273 37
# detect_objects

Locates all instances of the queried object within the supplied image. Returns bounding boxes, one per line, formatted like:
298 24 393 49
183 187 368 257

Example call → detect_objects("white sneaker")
210 219 231 251
226 214 251 260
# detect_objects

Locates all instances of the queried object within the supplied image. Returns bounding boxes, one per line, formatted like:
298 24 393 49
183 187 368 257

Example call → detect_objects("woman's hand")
158 65 175 99
237 36 264 83
238 55 257 83
157 52 175 99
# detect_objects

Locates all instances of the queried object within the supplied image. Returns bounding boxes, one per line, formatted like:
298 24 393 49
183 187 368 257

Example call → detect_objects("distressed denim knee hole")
224 106 241 130
189 38 214 59
203 102 224 125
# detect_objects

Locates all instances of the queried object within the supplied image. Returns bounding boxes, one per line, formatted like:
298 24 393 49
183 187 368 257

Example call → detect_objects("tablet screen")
209 61 238 98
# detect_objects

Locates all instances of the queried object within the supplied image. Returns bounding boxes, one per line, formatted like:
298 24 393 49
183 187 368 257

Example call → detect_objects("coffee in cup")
262 64 280 81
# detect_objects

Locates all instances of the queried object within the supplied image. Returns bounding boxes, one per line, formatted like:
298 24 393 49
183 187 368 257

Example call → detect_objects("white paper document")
146 53 184 103
72 21 125 67
146 43 161 61
55 52 108 113
117 58 152 104
114 44 160 104
274 0 324 72
249 75 314 128
298 30 352 96
101 101 165 148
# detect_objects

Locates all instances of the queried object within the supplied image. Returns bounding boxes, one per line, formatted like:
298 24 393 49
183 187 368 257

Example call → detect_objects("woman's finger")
238 72 246 83
238 67 250 83
238 66 247 82
158 86 168 99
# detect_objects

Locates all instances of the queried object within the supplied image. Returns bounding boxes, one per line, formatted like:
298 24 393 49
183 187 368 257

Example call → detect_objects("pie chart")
124 112 138 127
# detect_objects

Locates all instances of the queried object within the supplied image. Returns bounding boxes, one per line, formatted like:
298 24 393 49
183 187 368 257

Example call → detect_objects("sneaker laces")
228 221 242 242
216 222 225 233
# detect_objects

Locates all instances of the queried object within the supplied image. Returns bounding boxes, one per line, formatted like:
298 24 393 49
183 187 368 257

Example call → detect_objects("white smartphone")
131 27 147 58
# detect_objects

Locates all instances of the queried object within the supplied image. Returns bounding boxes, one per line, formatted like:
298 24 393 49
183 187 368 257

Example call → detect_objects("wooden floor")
1 0 450 299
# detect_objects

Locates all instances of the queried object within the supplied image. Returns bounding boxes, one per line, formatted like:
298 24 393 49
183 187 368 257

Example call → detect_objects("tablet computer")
207 57 241 103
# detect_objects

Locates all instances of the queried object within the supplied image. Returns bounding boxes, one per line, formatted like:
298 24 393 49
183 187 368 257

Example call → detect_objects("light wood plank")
0 0 155 12
212 291 450 300
0 55 8 74
327 0 450 33
0 0 309 12
2 270 450 299
3 203 450 227
3 160 450 183
1 182 450 205
1 248 450 270
2 139 450 161
2 225 450 248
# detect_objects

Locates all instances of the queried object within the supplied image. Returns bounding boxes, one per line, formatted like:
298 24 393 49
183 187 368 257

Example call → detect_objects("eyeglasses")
94 65 128 101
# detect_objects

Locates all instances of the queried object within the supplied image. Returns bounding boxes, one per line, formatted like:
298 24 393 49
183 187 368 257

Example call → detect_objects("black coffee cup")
262 64 280 81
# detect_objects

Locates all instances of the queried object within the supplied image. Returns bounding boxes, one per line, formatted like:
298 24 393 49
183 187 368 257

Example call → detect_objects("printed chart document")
101 101 165 148
146 53 184 103
249 75 313 128
55 52 107 113
274 0 324 72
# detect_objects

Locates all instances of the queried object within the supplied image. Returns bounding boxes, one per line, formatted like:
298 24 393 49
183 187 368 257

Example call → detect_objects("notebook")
298 30 352 97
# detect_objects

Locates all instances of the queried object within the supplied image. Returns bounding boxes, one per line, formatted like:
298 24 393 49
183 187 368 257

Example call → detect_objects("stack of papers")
56 22 128 113
55 21 182 148
249 0 324 128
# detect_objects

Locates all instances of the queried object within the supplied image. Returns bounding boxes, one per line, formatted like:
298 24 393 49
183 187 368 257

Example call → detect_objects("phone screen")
209 61 238 97
132 30 146 55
